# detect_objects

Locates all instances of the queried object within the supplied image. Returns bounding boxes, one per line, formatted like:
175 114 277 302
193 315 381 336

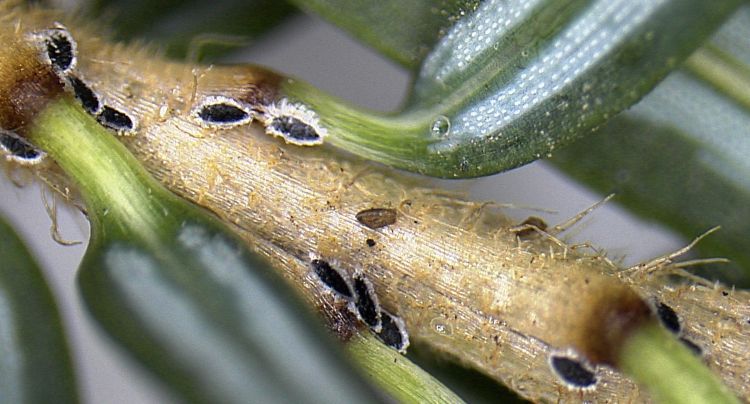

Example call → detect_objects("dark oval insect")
310 259 353 299
68 75 100 114
513 216 548 239
550 355 597 389
42 28 76 73
197 102 251 125
97 106 135 133
656 302 681 334
376 310 409 353
0 130 46 164
355 208 397 229
269 116 321 143
352 272 382 332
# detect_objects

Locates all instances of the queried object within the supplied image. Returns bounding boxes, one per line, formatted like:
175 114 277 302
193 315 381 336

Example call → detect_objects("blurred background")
0 5 686 403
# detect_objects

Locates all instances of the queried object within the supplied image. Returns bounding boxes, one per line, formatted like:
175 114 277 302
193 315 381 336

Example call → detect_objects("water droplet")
430 115 451 138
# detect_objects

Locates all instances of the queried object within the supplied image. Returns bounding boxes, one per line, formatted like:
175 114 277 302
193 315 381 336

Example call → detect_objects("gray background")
0 13 682 403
